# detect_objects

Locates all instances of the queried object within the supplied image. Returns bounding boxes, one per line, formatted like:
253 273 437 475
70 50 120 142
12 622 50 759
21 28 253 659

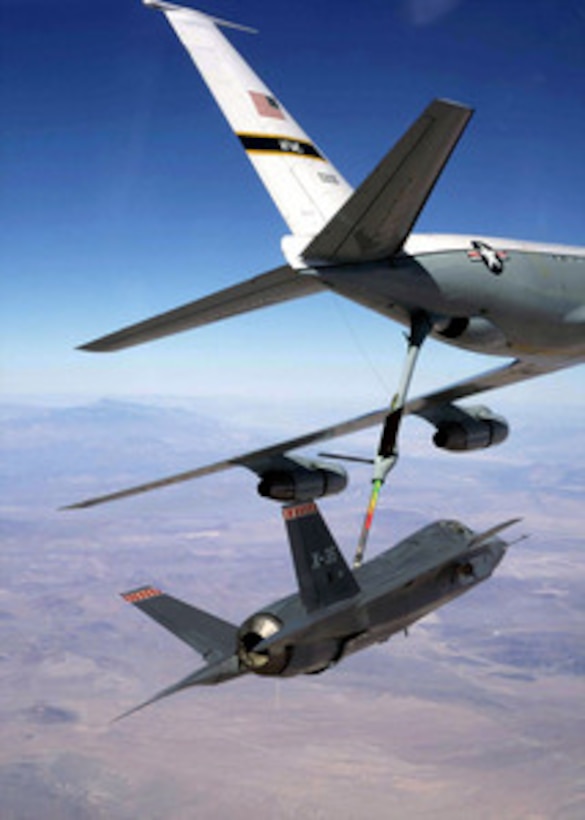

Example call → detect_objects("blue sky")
1 0 583 412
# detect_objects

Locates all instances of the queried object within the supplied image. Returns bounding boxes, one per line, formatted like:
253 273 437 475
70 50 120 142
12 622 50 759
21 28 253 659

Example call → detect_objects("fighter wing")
80 266 324 352
113 655 242 722
64 357 557 511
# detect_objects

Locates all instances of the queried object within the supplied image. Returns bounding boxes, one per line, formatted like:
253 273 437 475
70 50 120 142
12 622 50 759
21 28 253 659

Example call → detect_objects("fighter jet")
116 502 517 720
70 2 584 559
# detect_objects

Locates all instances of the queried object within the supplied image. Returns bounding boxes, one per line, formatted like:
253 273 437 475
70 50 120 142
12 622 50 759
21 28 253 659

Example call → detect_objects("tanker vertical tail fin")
145 1 353 237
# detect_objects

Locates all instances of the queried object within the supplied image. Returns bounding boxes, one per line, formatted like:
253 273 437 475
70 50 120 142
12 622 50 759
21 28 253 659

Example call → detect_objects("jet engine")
237 612 289 676
257 459 347 502
237 612 341 678
432 405 509 451
435 316 508 354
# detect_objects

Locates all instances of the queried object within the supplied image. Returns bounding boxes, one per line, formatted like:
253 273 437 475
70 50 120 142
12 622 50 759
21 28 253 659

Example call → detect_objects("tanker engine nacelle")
432 405 509 452
257 456 348 502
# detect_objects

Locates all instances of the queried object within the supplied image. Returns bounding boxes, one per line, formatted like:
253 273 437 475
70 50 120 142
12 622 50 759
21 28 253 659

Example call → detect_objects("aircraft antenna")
353 312 433 567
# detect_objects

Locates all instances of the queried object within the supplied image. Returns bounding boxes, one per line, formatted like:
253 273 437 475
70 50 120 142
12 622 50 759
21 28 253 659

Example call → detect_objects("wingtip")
142 0 180 11
76 343 103 354
59 499 98 512
111 659 241 722
111 694 160 724
76 337 125 353
469 517 523 548
434 97 474 114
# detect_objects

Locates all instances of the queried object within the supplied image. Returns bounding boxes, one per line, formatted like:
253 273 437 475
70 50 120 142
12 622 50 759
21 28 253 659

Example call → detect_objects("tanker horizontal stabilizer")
80 266 324 352
303 99 473 264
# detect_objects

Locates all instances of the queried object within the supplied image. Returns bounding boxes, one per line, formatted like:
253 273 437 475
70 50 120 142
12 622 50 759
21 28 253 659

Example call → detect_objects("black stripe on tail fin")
283 502 360 613
121 586 237 662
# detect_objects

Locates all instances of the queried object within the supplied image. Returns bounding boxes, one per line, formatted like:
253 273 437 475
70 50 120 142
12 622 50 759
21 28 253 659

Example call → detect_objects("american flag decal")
122 586 162 604
249 91 286 120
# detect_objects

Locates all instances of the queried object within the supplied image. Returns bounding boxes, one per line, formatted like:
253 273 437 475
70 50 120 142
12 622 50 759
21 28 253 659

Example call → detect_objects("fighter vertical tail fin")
146 1 353 237
283 502 360 612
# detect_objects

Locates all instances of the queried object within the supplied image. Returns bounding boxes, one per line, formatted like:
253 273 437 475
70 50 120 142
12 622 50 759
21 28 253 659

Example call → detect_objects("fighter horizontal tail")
117 585 244 719
120 585 238 661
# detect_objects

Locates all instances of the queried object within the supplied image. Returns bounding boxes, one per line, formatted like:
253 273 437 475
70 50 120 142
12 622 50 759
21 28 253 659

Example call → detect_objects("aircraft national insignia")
249 90 286 120
467 240 508 274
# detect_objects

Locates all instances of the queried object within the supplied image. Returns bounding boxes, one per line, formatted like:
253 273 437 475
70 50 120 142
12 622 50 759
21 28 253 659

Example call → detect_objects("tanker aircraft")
115 500 517 719
72 2 584 560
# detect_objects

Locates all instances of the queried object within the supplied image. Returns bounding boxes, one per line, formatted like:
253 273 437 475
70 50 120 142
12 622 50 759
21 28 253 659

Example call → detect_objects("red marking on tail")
122 586 162 604
283 502 318 521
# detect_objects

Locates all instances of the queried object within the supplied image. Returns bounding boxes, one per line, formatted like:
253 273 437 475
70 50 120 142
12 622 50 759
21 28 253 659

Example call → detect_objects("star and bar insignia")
467 240 508 274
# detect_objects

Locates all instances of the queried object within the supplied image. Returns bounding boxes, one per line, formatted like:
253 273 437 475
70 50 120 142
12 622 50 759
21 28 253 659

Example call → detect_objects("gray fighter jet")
116 502 517 720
